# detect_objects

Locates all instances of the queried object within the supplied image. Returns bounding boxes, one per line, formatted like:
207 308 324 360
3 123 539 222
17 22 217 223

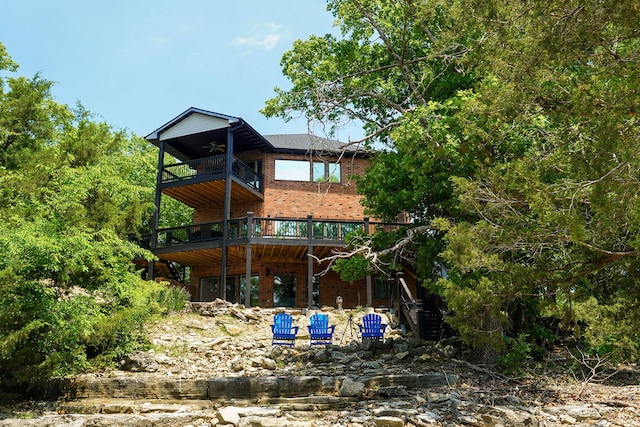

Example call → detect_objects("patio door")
226 276 238 303
273 273 296 307
200 277 219 301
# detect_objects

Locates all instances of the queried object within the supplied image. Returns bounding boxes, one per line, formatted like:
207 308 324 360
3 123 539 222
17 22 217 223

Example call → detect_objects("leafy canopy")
264 0 640 364
0 44 189 385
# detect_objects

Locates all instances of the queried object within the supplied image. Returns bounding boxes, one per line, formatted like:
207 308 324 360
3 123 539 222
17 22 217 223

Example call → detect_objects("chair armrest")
293 326 299 334
329 325 335 333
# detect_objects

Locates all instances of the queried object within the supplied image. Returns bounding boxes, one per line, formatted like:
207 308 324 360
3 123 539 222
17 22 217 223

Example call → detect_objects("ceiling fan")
202 140 226 154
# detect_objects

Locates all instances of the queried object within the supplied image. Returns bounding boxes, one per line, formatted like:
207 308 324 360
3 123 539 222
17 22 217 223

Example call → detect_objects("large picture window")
275 160 310 181
275 159 341 183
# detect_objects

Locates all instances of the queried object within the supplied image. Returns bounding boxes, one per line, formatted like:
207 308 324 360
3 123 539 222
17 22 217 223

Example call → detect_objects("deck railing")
161 155 263 192
155 222 224 247
138 216 408 249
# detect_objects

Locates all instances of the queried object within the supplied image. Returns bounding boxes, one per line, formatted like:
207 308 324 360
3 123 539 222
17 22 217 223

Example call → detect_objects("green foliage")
333 255 371 283
0 43 189 386
497 334 532 375
264 0 640 364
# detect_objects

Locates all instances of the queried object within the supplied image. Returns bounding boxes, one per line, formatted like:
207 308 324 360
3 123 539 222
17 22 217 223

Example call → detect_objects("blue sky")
1 1 360 140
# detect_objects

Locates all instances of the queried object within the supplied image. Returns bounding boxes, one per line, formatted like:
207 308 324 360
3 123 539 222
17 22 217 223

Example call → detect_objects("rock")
395 351 409 360
239 416 312 427
358 340 375 352
376 386 409 398
230 307 248 321
140 402 191 413
393 342 409 353
545 405 602 421
413 412 442 425
119 353 159 372
478 406 539 426
559 413 577 424
222 323 242 336
339 378 365 397
259 357 277 370
372 406 417 417
313 348 331 363
218 406 280 425
373 416 404 427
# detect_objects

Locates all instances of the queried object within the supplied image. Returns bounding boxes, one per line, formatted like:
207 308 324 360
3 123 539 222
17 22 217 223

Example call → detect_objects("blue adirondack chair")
307 313 335 346
358 313 387 341
271 313 299 346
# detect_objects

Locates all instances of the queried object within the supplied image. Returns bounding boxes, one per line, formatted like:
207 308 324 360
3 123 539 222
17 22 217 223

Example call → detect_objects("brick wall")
187 150 385 308
192 152 371 223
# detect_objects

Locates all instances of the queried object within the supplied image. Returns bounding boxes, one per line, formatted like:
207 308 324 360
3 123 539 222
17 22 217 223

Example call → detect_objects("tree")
441 0 640 361
0 44 189 386
264 0 640 364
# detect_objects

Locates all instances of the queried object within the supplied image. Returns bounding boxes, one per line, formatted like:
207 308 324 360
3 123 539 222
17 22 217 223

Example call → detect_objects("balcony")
133 216 407 266
155 216 403 248
160 155 264 207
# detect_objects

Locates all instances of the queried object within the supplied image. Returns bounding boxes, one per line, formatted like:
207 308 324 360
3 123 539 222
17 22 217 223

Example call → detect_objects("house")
142 107 414 310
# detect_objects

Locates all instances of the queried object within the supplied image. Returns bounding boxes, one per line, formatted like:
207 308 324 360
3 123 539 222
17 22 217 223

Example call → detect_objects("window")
240 275 260 307
226 277 238 304
273 273 296 307
313 162 324 182
374 277 389 300
314 162 341 182
327 163 341 183
275 159 341 183
200 277 219 301
275 160 310 181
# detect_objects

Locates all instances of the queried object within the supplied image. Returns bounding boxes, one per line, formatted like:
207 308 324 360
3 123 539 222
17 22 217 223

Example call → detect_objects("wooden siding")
159 113 230 141
162 179 263 208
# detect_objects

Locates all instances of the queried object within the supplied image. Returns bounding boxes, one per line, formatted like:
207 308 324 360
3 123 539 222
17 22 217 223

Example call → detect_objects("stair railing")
396 272 423 337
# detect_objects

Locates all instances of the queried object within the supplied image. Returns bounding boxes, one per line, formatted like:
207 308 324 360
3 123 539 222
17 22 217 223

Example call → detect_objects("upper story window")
275 160 341 183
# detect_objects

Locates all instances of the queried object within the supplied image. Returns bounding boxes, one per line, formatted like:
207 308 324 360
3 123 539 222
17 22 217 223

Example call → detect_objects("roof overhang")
145 107 274 161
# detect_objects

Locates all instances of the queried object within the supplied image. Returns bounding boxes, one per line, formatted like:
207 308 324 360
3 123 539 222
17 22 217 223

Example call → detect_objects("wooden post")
364 217 372 307
245 212 253 307
148 139 166 281
307 214 314 309
220 127 234 301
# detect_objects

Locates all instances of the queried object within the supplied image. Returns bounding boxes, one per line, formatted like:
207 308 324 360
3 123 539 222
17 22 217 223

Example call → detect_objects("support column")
245 212 253 307
307 246 314 309
363 216 372 306
220 127 234 301
307 214 314 309
366 274 373 307
148 139 166 281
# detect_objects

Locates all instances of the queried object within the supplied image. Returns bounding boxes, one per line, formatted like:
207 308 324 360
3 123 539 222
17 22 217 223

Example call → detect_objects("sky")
1 1 361 140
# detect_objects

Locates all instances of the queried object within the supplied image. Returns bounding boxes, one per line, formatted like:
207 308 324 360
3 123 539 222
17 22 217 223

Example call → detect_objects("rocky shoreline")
1 300 639 426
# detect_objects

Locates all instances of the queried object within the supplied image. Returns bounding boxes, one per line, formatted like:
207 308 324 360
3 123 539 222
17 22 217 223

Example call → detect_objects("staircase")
396 272 454 341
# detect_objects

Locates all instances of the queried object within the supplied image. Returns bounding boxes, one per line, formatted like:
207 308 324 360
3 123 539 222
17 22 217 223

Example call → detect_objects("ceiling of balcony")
156 244 339 268
161 179 263 208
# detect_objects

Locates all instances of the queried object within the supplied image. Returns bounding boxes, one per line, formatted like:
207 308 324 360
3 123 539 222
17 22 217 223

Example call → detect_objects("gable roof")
145 107 367 161
144 107 274 161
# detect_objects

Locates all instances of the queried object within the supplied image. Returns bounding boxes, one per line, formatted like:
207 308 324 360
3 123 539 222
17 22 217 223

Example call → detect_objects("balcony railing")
161 154 263 192
134 216 408 250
